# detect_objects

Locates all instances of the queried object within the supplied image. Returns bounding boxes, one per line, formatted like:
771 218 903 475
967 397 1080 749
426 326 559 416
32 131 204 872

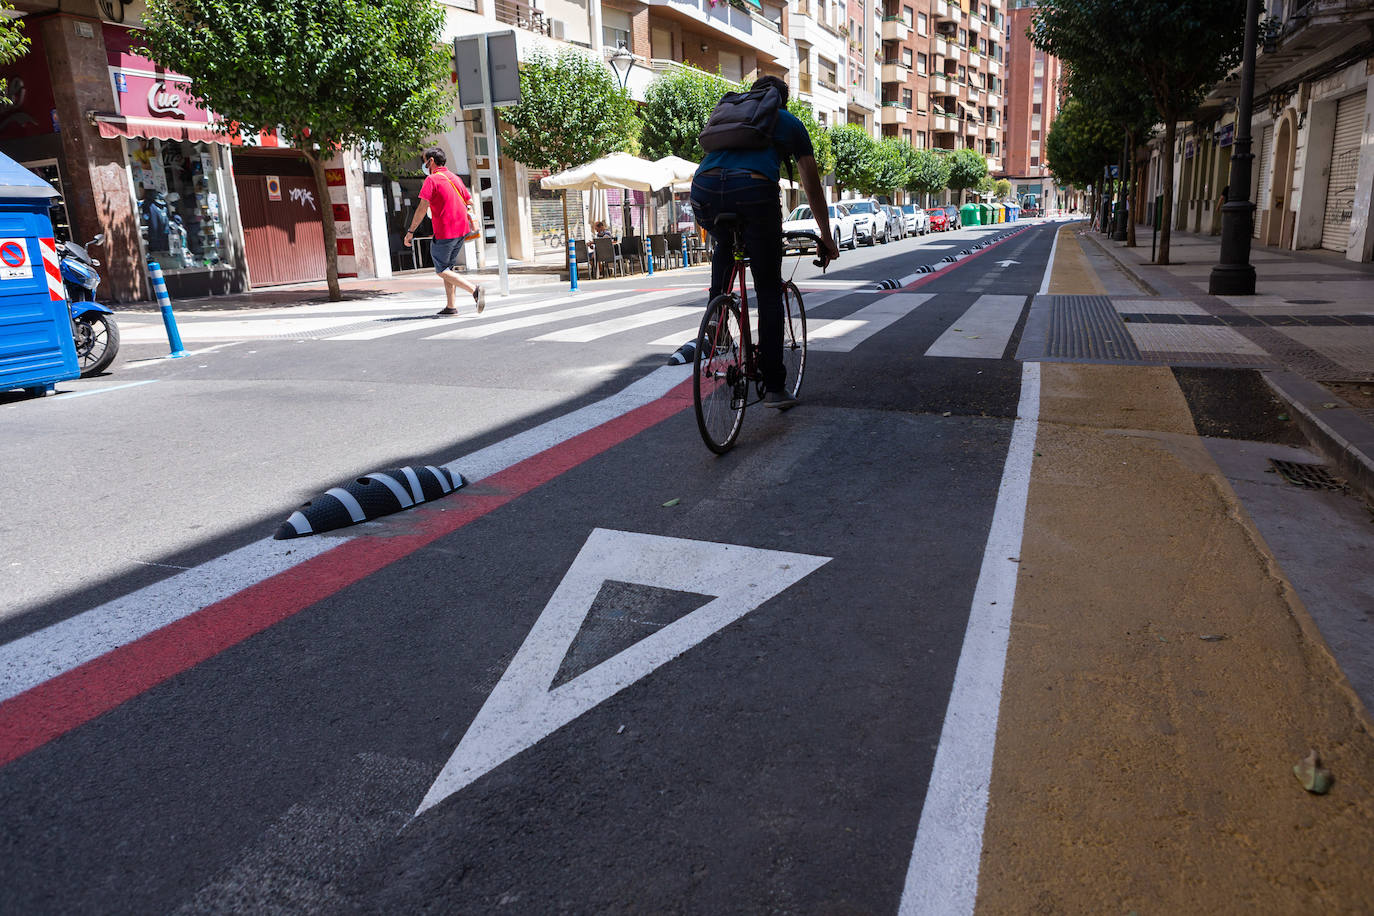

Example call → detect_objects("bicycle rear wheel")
693 295 746 454
782 280 807 399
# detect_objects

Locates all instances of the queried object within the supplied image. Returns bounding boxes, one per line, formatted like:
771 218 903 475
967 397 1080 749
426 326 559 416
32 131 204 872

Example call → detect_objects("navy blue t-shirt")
698 109 814 183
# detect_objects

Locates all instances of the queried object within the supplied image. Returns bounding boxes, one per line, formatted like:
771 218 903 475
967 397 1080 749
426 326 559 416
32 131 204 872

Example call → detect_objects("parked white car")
845 198 891 245
884 205 907 240
783 203 857 252
900 204 929 235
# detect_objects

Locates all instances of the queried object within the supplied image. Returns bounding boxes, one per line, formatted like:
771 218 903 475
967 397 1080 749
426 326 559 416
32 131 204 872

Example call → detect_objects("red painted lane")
0 380 695 768
895 227 1029 293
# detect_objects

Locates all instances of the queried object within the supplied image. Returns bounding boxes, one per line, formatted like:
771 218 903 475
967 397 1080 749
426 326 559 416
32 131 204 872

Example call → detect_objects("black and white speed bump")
873 278 902 290
668 340 697 364
275 465 465 539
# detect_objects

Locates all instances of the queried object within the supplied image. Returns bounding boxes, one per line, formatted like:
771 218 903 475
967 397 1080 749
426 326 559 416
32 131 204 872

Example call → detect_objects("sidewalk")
1074 224 1374 503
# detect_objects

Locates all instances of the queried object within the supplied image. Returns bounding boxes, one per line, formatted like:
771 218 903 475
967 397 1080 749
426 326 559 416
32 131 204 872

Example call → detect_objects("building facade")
1141 0 1374 263
997 0 1063 212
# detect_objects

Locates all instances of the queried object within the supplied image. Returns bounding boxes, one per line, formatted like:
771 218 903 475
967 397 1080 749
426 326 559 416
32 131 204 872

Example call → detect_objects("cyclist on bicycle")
691 75 839 409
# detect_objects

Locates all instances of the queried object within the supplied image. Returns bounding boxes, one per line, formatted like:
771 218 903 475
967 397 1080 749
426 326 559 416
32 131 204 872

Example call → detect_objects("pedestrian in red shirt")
404 147 485 316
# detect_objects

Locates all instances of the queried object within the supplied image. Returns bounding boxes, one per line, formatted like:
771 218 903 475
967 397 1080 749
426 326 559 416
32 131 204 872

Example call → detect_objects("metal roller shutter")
1321 91 1365 252
1252 125 1273 239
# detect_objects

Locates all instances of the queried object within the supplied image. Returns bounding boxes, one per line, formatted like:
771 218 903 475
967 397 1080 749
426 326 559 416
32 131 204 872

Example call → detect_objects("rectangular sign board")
455 32 521 110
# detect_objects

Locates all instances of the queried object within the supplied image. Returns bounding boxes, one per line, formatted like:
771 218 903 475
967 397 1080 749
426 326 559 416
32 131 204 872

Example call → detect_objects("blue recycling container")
0 151 77 396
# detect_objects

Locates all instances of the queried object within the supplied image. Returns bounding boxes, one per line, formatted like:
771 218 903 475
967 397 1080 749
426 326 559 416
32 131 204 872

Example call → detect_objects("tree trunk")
305 148 343 302
1157 120 1176 264
1126 129 1138 247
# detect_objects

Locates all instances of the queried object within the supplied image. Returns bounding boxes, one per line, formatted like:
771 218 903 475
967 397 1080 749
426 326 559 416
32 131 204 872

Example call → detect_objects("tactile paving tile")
1045 295 1143 360
1126 323 1268 355
1112 298 1210 315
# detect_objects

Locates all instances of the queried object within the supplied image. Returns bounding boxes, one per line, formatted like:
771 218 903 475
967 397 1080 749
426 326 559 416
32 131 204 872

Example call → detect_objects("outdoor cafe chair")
620 235 645 274
648 234 670 270
665 233 687 269
592 237 622 278
572 239 591 278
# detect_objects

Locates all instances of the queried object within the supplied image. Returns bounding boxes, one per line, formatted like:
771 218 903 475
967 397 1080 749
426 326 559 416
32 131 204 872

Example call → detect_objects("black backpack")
699 83 785 152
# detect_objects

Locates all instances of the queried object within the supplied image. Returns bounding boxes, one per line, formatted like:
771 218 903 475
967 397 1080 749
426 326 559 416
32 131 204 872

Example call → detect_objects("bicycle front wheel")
693 295 746 454
782 280 807 399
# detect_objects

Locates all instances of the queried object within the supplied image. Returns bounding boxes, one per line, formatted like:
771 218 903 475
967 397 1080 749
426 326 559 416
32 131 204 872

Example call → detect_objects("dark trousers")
690 170 786 391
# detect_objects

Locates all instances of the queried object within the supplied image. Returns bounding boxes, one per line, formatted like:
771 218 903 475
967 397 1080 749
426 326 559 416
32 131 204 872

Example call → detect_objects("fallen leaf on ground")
1199 634 1228 641
1294 749 1333 794
1321 402 1338 409
662 498 680 507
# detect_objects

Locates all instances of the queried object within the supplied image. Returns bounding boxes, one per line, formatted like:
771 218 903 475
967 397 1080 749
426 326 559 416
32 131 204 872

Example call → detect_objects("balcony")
494 0 553 36
967 48 981 67
881 61 910 84
848 84 876 110
879 103 910 125
986 91 1001 107
881 16 911 42
967 11 982 30
931 112 956 133
799 72 813 94
819 74 843 92
986 57 1000 77
644 0 790 63
934 0 960 24
929 72 948 93
790 1 845 49
933 36 948 58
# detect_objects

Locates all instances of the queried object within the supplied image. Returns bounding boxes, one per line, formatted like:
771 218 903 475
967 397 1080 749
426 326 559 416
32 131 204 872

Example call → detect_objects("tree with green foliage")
0 2 28 102
829 123 875 198
639 66 739 162
994 178 1011 199
945 147 989 202
787 99 835 178
860 137 908 197
502 48 638 172
1043 98 1117 192
903 147 950 206
141 0 450 301
1030 0 1247 263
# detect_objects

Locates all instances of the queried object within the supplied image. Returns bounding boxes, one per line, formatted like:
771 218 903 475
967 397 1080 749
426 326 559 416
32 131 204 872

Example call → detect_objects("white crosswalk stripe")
924 295 1027 359
421 291 679 340
645 289 854 347
809 293 933 352
532 305 703 342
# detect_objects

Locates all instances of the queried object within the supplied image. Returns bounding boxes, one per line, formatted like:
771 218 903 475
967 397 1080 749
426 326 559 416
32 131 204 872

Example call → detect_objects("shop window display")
127 138 230 272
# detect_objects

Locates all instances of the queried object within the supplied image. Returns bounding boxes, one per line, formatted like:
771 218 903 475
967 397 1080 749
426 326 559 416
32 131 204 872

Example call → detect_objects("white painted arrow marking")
416 528 831 815
994 259 1020 268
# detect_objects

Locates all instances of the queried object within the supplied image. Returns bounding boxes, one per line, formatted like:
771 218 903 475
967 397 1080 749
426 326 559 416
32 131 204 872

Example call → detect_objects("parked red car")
925 207 949 232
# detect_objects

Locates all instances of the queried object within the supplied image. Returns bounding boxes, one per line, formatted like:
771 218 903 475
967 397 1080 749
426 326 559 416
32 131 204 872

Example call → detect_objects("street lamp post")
608 42 637 91
1209 0 1262 296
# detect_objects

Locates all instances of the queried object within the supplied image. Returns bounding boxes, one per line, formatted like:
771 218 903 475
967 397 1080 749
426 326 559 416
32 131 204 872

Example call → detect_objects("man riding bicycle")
691 75 840 409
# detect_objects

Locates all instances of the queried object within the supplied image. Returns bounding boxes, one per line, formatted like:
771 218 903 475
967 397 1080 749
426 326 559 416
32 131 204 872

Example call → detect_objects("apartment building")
1142 0 1374 263
998 0 1063 211
872 0 1007 204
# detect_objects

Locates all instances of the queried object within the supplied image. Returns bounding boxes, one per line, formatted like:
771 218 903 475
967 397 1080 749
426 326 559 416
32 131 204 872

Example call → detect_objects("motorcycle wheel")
74 313 120 377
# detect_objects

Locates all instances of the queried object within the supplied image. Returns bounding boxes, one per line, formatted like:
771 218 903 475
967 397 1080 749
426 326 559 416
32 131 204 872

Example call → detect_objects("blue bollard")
647 246 654 276
148 261 187 358
567 238 578 292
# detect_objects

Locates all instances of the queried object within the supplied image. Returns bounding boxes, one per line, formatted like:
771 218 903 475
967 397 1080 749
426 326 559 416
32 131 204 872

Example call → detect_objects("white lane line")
423 291 672 340
55 379 160 400
924 295 1027 359
808 293 933 352
531 305 701 342
898 361 1040 916
1038 225 1060 296
325 318 446 341
0 363 691 705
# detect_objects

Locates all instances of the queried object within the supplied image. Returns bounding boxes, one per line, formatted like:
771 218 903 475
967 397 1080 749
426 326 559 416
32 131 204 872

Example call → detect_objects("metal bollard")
567 238 578 292
148 261 187 358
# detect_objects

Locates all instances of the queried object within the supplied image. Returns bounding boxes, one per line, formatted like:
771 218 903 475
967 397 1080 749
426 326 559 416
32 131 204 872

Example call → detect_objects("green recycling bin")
959 203 979 228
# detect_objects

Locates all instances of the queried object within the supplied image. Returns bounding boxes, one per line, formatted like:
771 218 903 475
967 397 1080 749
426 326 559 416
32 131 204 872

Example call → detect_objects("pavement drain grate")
1268 459 1346 491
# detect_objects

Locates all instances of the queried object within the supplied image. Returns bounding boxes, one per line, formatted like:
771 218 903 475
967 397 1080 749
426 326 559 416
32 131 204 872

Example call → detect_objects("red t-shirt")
418 167 471 240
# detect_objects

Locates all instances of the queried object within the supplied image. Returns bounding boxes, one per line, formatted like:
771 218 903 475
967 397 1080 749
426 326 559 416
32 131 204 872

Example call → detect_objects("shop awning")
90 112 229 144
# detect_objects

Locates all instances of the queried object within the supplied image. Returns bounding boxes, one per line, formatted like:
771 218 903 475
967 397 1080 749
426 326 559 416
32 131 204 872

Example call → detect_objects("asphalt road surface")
5 220 1369 913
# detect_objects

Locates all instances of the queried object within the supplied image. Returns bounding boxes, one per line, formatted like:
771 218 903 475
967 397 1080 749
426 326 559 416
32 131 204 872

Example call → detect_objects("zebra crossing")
118 286 1045 361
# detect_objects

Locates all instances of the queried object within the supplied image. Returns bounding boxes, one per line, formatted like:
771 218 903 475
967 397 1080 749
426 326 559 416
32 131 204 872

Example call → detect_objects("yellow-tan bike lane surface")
974 226 1374 912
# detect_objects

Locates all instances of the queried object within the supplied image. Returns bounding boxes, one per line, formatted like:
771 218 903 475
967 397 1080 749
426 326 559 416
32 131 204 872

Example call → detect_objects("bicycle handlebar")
782 230 830 271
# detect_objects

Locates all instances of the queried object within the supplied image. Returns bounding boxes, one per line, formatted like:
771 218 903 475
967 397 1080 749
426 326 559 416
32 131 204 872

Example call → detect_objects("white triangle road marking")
415 528 831 815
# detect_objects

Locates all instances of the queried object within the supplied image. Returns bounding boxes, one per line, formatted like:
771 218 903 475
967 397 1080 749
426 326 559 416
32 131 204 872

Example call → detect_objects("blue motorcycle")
59 233 120 377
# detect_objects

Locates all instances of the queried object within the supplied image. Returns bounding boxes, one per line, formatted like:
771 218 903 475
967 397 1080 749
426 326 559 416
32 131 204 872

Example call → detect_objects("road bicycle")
692 216 823 454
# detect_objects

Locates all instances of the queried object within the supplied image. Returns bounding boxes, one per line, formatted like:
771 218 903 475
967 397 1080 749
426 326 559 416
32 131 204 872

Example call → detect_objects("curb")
1262 371 1374 506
